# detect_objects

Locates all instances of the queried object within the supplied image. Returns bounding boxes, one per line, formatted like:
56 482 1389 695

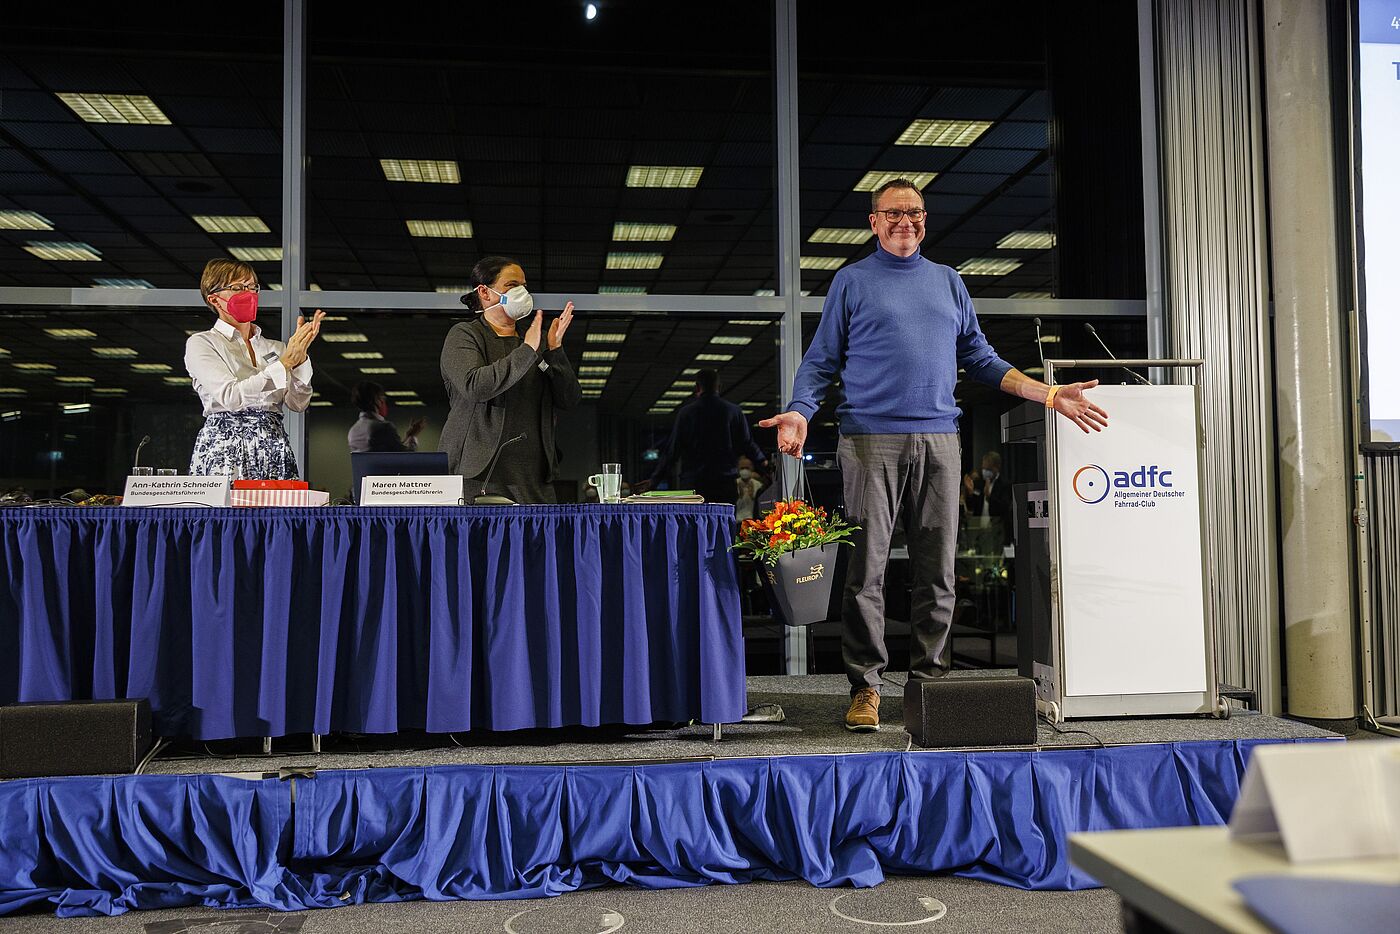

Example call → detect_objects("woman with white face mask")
439 256 581 503
184 257 325 479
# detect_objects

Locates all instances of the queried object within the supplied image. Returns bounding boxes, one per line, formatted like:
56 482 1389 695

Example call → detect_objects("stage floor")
142 672 1338 776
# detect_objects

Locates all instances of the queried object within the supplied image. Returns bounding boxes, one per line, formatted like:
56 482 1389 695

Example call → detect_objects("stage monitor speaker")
903 676 1037 748
0 698 153 778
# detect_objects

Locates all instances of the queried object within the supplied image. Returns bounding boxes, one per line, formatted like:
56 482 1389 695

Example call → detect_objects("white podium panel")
1051 384 1211 715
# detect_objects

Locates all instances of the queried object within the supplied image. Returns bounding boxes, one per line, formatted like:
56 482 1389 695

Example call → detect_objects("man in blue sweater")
760 179 1108 732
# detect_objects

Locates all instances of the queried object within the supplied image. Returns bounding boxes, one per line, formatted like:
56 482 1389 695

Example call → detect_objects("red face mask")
226 290 259 323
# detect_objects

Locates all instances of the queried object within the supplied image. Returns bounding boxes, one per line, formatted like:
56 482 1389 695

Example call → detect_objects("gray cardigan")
437 317 582 481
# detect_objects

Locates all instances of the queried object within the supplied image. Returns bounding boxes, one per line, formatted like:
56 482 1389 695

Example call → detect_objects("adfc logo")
1072 465 1110 504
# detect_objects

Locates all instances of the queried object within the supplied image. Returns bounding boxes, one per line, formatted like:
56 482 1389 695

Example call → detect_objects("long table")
0 505 747 739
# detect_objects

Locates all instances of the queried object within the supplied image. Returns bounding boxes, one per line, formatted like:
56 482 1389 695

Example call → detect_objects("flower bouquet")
733 499 859 627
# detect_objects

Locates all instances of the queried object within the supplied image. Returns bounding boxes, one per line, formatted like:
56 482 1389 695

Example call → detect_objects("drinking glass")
588 463 623 504
131 466 154 477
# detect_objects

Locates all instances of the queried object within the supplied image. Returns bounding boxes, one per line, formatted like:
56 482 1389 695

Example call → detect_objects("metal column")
281 0 308 476
774 0 807 675
1261 0 1358 722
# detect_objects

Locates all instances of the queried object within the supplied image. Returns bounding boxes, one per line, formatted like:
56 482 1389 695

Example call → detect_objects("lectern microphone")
1033 317 1048 375
474 432 526 505
133 435 152 470
1083 323 1151 386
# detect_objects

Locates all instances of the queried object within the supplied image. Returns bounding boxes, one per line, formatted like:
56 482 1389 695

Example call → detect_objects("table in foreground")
1069 826 1400 934
0 505 747 739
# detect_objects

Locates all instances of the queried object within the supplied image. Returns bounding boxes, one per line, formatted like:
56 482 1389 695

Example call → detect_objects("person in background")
440 255 580 504
759 178 1107 734
634 369 769 505
964 449 1013 547
185 258 325 479
347 381 425 453
734 455 764 521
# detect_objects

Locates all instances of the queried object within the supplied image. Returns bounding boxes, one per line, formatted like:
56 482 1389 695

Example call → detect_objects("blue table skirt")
0 505 747 738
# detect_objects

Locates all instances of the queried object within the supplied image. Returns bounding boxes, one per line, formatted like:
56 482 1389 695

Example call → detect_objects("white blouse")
184 319 314 417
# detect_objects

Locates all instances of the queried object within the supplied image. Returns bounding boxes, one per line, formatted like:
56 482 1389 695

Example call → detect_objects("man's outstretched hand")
758 411 809 458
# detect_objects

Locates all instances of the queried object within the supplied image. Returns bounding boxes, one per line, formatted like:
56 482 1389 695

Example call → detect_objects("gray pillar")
281 0 308 477
1261 0 1358 721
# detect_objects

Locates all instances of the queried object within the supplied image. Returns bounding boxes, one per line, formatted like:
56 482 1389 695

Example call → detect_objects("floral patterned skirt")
189 409 299 481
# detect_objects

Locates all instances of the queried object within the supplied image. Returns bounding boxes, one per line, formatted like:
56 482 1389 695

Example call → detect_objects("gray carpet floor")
1 876 1122 934
142 671 1339 777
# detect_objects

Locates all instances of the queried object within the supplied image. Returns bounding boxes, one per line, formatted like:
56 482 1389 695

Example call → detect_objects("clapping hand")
547 301 574 350
281 310 325 370
1052 380 1110 433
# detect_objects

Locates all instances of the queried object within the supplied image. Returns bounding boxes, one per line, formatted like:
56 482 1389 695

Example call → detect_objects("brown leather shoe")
845 687 880 732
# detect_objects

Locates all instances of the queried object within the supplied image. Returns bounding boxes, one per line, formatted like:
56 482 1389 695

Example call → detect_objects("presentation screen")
1357 0 1400 444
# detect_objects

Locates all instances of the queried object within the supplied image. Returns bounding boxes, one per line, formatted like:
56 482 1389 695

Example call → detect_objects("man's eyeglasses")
875 208 926 223
210 283 260 294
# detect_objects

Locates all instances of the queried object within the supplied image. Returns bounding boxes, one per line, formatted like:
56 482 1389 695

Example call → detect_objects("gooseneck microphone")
1033 317 1048 375
474 432 526 505
1083 323 1151 386
133 435 151 470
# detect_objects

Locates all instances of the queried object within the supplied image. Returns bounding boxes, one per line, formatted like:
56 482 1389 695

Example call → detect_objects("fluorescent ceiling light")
695 353 732 362
1 410 19 420
582 350 619 361
800 256 845 271
0 210 52 230
92 347 139 358
957 258 1022 276
24 241 101 261
606 252 664 270
322 333 369 343
0 387 26 395
808 228 872 245
648 407 677 415
229 247 281 263
752 289 775 296
380 159 460 183
56 92 171 125
309 284 323 291
625 165 704 188
895 119 993 147
854 170 938 192
397 400 426 407
661 391 691 398
579 378 608 388
192 215 270 234
92 278 153 288
612 222 677 241
92 388 127 395
1012 290 1053 299
385 390 417 397
586 332 627 343
435 285 470 293
131 363 172 373
163 376 191 386
310 400 334 407
56 376 95 384
1039 334 1061 343
341 352 383 360
62 403 91 415
44 328 97 340
324 315 348 321
598 286 647 294
360 367 397 374
730 320 773 326
996 230 1056 250
265 284 284 291
0 347 9 356
406 220 473 238
578 366 613 376
682 368 700 375
14 363 56 370
710 335 751 346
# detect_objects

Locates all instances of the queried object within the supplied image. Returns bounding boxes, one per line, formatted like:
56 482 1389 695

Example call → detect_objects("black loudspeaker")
903 676 1037 748
0 699 153 779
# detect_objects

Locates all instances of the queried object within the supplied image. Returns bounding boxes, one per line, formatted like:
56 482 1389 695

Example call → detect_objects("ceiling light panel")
0 210 53 230
625 165 704 188
92 347 139 358
92 388 127 395
360 367 397 374
710 336 752 346
24 241 101 261
695 353 732 362
341 352 383 360
586 333 627 343
406 220 473 238
582 351 619 361
229 247 281 262
853 171 938 191
612 222 677 241
957 258 1023 276
56 376 95 384
800 256 845 271
1012 291 1053 299
578 366 613 376
193 215 270 234
44 328 97 340
92 278 153 288
322 333 369 343
131 363 171 373
579 379 608 388
385 390 418 397
895 119 993 147
808 228 871 245
56 92 171 125
996 231 1056 250
14 363 56 370
606 252 664 270
598 286 646 294
380 159 460 183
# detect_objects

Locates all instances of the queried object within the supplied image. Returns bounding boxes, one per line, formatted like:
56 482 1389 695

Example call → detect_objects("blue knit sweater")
787 246 1014 435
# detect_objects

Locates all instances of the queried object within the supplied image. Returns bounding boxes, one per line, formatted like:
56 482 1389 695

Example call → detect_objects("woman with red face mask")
184 258 326 479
